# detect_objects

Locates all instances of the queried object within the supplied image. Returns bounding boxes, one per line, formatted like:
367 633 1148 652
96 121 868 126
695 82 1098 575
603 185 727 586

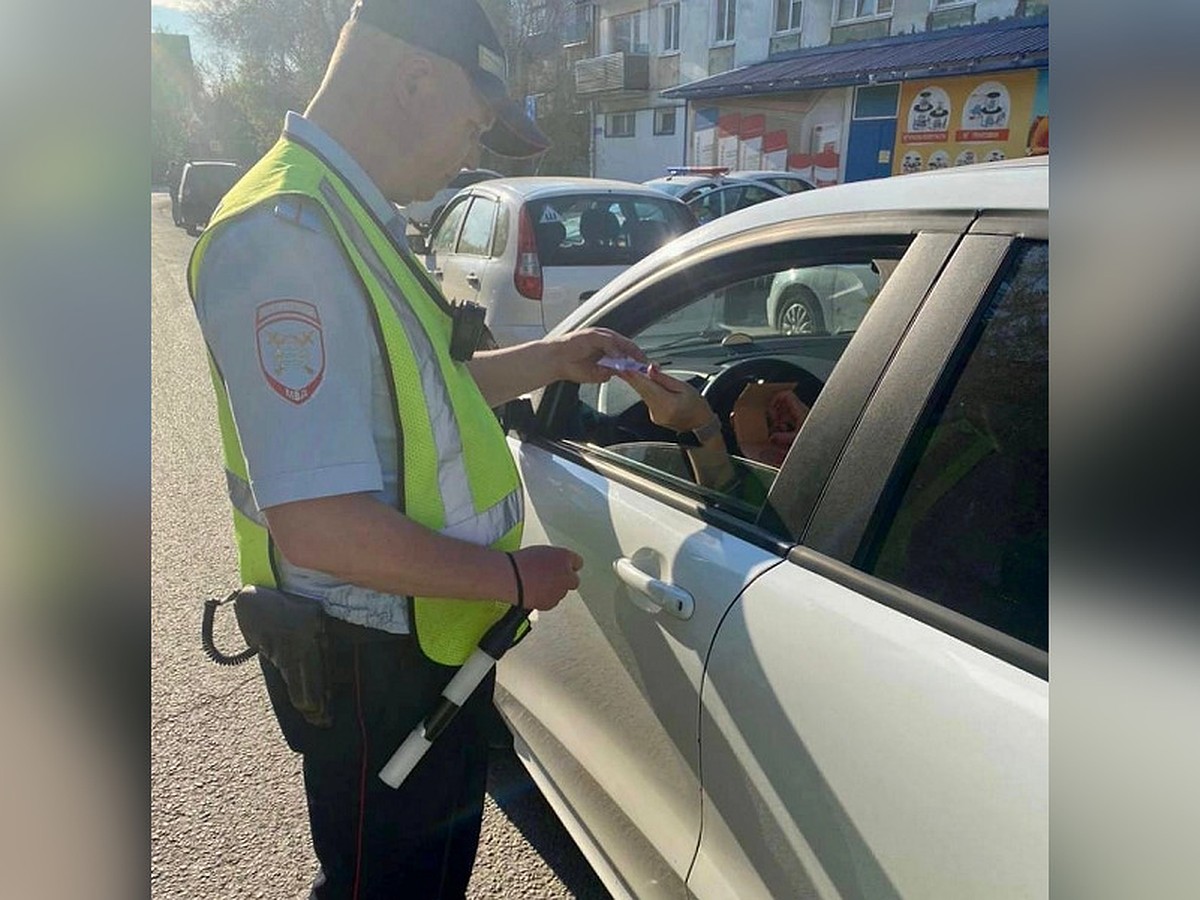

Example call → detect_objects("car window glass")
528 194 693 267
457 197 497 256
430 197 470 254
551 236 912 525
490 203 510 257
859 240 1048 649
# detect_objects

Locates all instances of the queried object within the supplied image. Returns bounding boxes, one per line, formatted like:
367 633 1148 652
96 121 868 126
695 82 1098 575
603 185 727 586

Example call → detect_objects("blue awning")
662 16 1047 100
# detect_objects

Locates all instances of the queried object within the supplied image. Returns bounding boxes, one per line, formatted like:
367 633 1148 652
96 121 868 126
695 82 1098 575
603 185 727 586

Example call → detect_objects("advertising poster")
761 130 789 170
717 113 741 170
893 69 1039 175
737 114 765 169
685 95 843 184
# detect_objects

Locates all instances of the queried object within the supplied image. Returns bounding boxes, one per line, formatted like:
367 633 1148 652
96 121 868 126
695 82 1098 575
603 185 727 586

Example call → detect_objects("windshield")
528 194 695 266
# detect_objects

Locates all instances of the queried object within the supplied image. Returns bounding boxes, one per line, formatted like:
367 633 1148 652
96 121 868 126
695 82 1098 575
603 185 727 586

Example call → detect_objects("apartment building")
569 0 1048 184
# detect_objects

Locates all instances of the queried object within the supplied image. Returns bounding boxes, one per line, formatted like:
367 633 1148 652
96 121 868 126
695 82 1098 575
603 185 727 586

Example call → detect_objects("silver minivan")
415 177 696 347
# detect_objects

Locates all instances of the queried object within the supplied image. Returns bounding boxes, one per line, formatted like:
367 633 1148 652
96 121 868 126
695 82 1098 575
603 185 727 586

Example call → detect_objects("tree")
151 30 199 178
191 0 343 160
187 0 590 174
484 0 590 176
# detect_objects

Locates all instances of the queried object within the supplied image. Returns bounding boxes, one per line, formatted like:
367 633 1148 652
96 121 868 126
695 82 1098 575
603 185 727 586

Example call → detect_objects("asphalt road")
149 192 611 900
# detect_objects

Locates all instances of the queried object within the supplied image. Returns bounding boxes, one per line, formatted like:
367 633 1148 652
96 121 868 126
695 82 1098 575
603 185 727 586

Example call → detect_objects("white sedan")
496 157 1049 900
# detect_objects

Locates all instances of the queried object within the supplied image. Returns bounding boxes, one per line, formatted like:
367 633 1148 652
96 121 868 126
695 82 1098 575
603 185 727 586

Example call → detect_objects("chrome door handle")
466 272 481 288
613 558 694 621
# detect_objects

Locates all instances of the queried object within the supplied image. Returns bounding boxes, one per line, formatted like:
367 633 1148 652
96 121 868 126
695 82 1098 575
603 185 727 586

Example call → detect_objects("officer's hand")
549 328 645 385
509 546 584 611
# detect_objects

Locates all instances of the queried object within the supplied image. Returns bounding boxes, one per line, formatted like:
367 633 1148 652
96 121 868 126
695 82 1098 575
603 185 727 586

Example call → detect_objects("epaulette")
271 198 334 236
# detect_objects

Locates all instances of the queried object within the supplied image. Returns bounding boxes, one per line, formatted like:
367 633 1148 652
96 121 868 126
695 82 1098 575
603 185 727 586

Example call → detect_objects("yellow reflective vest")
188 135 523 666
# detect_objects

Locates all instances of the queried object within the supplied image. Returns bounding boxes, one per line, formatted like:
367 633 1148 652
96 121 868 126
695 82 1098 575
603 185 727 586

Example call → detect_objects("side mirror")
408 231 429 255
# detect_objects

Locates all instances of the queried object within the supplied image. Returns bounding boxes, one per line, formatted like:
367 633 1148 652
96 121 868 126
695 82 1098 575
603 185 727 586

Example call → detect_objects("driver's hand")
619 365 715 433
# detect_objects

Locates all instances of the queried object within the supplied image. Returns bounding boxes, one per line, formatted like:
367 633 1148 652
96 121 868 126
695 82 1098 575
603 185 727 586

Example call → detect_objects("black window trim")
787 545 1048 679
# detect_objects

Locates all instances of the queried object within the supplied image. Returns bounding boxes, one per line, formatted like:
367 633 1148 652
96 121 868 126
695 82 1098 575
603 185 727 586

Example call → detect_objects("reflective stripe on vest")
188 134 524 664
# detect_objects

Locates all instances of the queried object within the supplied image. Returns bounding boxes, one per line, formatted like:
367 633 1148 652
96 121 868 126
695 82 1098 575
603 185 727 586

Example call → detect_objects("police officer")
187 1 644 896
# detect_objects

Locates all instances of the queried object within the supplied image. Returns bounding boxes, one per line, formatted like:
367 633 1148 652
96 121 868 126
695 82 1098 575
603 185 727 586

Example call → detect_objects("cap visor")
472 73 551 158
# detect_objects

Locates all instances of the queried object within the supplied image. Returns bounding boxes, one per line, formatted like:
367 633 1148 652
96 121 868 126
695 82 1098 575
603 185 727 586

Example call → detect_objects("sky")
150 2 218 69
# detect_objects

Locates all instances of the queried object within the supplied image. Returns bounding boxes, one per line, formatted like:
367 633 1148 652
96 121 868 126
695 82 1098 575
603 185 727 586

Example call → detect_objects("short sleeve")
193 203 383 510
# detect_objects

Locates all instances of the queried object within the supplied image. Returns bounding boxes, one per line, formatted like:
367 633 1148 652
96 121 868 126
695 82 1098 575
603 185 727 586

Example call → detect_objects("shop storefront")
688 91 851 186
663 16 1047 186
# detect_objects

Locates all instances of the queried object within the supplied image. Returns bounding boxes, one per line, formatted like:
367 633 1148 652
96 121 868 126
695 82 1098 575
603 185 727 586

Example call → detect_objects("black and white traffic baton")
379 552 528 789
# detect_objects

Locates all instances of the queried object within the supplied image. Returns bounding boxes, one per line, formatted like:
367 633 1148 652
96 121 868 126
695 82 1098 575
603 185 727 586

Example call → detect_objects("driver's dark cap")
350 0 550 158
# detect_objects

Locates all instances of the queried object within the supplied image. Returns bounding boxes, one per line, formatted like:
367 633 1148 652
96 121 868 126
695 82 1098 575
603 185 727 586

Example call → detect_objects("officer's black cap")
351 0 551 158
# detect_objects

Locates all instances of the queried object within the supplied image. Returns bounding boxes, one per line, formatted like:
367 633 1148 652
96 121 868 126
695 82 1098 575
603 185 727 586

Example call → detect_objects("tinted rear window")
184 164 241 194
527 194 695 267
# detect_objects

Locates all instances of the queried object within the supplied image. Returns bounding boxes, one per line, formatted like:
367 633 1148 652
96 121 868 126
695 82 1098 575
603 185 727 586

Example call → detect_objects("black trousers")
260 619 493 900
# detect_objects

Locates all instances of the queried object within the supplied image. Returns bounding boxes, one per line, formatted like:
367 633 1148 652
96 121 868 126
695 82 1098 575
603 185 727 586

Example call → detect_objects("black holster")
234 586 332 727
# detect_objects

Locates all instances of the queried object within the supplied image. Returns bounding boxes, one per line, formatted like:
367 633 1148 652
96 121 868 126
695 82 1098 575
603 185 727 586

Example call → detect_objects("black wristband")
504 551 525 610
677 414 722 448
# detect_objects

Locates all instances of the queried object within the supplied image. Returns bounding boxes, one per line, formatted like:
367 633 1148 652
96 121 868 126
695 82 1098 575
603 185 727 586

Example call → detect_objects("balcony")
574 51 649 95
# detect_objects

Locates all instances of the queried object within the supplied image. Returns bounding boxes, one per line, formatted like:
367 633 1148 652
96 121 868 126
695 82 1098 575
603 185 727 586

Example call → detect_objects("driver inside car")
617 364 812 492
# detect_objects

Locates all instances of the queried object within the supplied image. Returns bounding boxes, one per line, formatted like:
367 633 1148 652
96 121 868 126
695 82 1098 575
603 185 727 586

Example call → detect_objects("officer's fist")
509 546 583 611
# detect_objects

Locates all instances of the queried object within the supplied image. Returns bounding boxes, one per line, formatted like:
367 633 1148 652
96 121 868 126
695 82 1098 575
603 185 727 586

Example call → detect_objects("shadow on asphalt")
486 749 613 899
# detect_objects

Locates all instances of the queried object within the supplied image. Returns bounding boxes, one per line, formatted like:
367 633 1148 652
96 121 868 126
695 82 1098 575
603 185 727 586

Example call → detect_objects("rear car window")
860 240 1049 649
183 164 240 194
527 194 694 267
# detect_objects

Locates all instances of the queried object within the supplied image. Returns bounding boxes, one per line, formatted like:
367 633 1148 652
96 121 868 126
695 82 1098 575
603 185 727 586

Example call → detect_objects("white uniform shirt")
193 112 417 633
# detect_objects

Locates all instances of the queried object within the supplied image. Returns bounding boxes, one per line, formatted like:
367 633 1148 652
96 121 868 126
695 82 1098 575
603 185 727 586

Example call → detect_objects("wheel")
775 287 826 336
185 223 202 237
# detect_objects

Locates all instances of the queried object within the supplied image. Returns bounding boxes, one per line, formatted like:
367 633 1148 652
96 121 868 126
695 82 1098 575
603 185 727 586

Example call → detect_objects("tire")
776 287 826 336
185 223 202 237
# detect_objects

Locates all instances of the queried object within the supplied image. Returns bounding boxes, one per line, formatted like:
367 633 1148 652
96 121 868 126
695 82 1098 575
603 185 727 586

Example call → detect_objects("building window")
662 3 680 53
836 0 892 21
610 10 648 54
775 0 802 32
563 2 594 47
653 107 677 135
524 2 549 36
715 0 737 43
853 83 900 119
606 111 636 138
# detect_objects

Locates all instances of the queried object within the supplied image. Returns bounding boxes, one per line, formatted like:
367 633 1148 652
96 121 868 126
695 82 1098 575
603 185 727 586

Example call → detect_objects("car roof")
733 169 809 180
556 157 1047 332
473 176 682 202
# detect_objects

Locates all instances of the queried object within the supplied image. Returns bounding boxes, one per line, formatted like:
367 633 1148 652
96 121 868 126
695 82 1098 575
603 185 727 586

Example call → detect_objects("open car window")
540 235 915 528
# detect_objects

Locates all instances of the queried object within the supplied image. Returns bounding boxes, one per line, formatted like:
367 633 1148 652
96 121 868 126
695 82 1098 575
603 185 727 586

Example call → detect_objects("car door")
434 194 499 306
691 226 1049 899
496 215 966 900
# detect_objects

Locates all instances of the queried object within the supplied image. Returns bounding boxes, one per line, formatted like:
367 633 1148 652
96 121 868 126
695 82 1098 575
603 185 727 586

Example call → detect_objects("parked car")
413 177 697 346
765 260 900 335
731 168 817 195
644 166 814 202
177 160 243 235
685 178 787 224
495 157 1049 899
401 167 502 232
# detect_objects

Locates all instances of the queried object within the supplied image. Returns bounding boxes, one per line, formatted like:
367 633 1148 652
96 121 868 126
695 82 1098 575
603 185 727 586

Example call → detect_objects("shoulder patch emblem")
256 299 326 405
